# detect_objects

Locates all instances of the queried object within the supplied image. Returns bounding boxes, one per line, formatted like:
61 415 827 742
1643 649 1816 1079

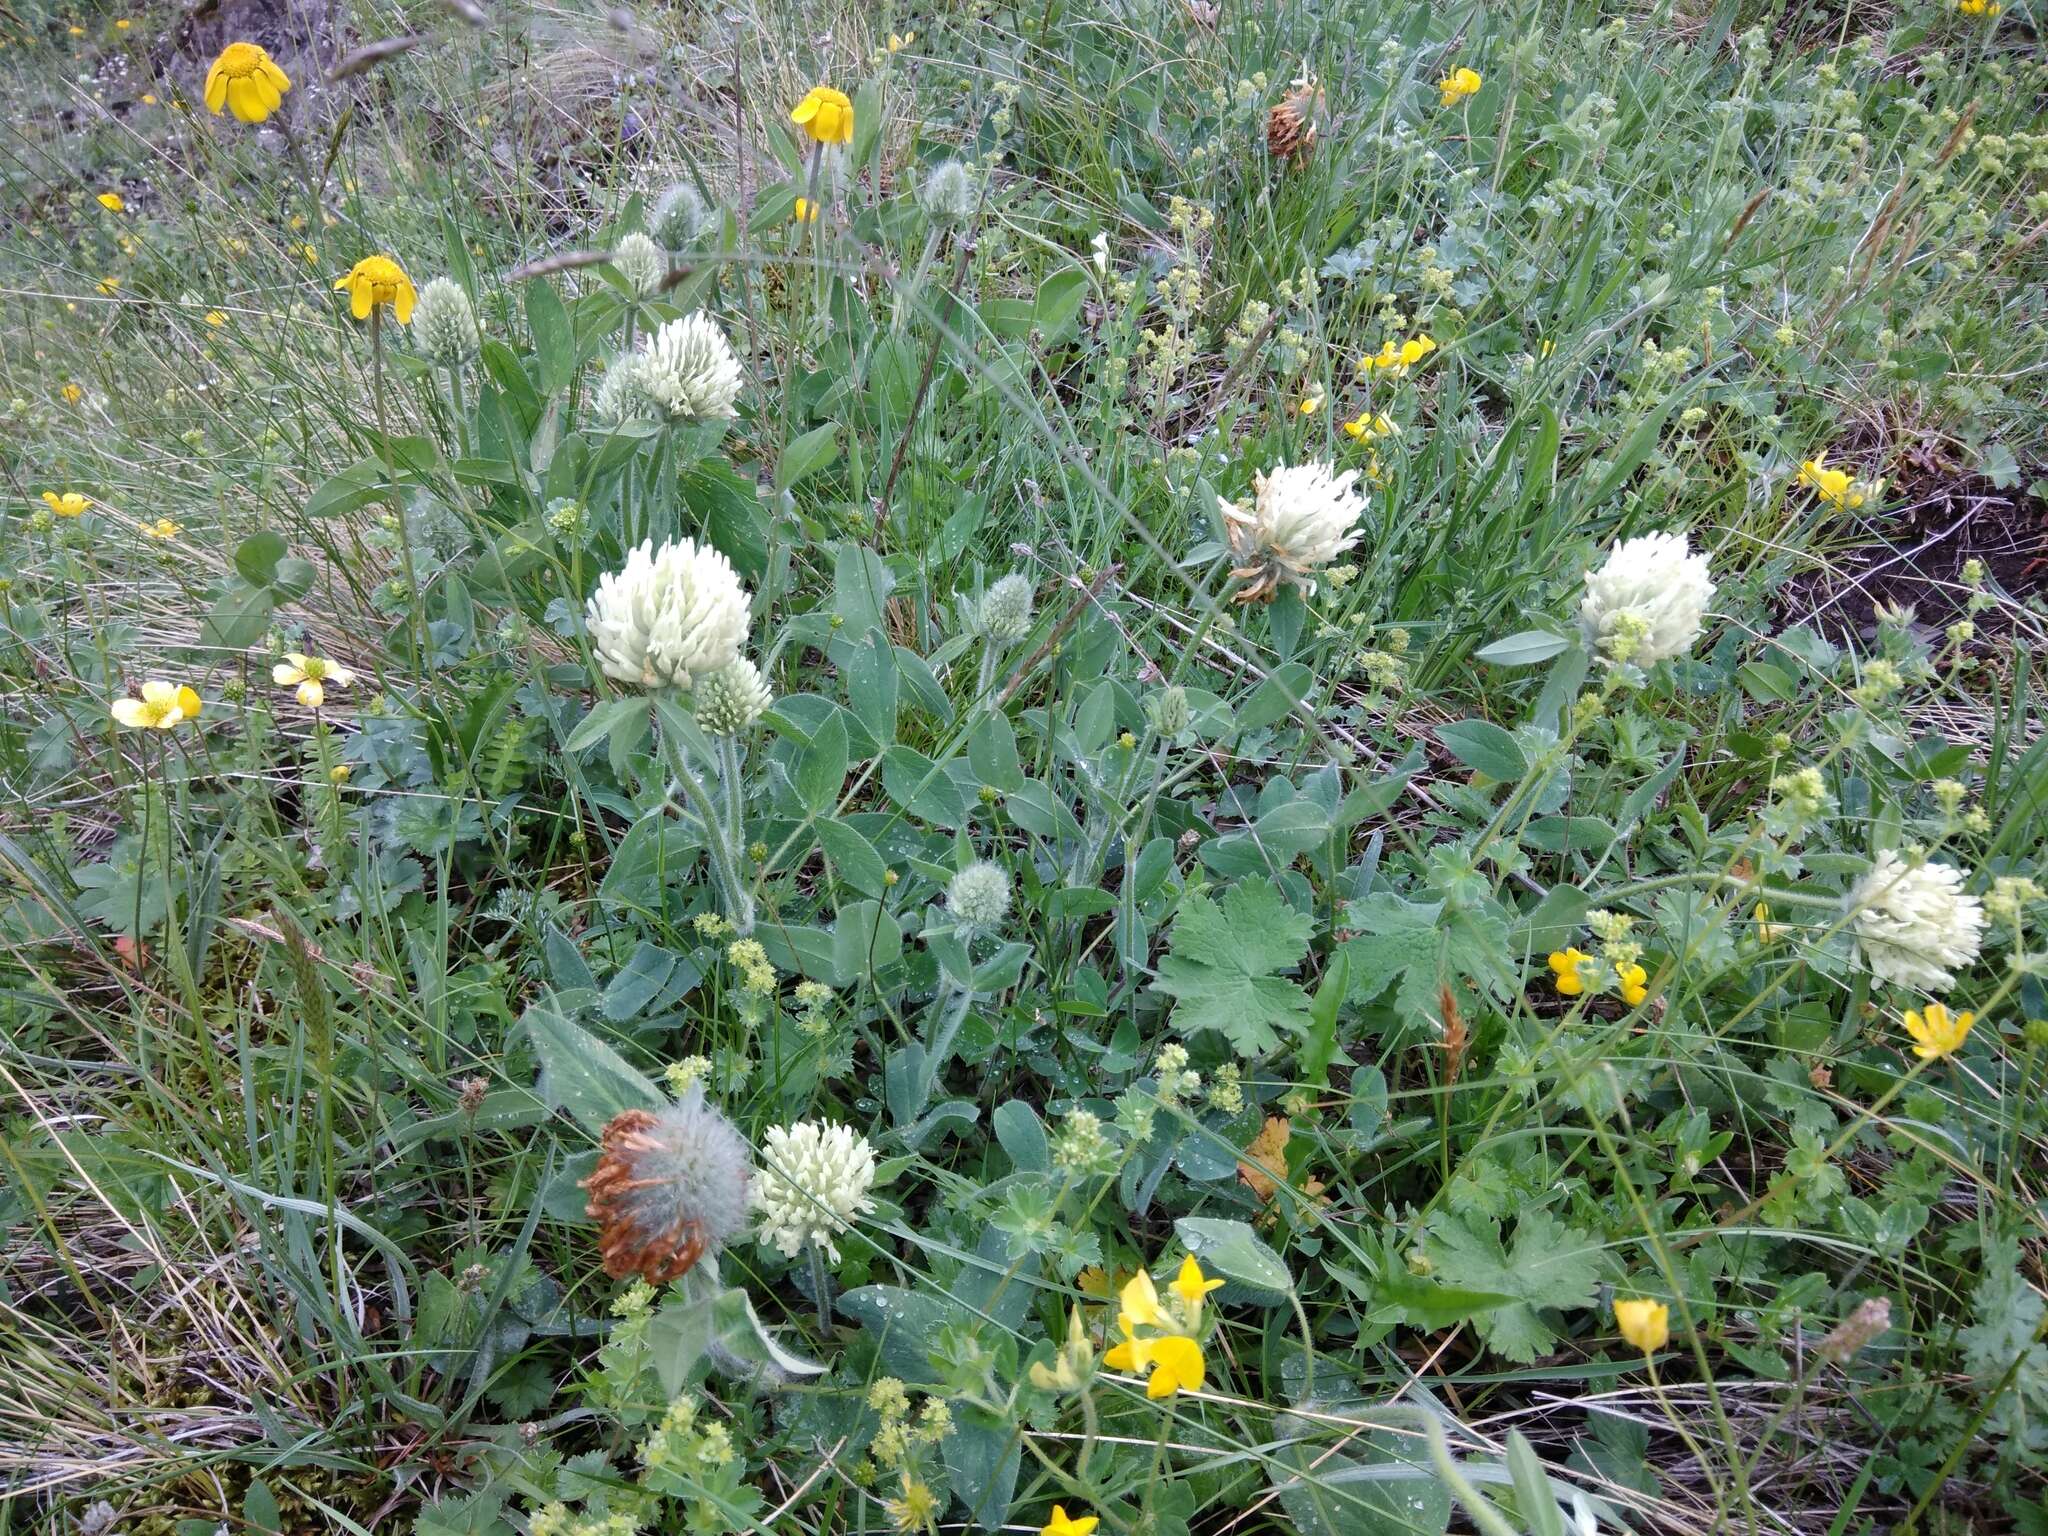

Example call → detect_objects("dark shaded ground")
1775 474 2048 652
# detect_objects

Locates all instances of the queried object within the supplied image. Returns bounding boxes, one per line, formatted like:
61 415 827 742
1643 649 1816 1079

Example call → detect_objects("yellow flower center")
214 41 268 78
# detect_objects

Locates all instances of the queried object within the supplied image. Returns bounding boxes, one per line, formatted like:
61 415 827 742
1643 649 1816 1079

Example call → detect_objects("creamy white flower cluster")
1578 532 1716 666
585 537 751 690
753 1120 879 1260
1849 850 1985 990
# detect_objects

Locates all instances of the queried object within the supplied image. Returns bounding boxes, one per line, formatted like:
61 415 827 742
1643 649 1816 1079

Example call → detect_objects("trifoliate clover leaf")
1152 878 1314 1057
1423 1208 1606 1364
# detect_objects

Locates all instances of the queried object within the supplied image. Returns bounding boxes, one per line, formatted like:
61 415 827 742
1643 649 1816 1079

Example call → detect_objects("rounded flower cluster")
694 656 773 736
411 277 480 366
1577 531 1715 666
1849 850 1985 990
637 312 744 420
1224 461 1366 602
917 159 979 225
754 1120 878 1260
582 1087 753 1284
613 232 667 298
652 181 716 249
977 573 1034 642
586 537 751 690
947 859 1013 937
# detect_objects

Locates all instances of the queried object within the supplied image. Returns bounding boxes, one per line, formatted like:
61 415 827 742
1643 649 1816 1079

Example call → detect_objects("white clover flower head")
638 311 744 420
977 573 1034 642
1577 531 1715 666
652 181 715 249
694 655 773 736
946 859 1012 937
593 352 653 424
917 158 979 225
586 537 751 690
1223 461 1366 601
1849 850 1985 990
411 276 479 365
754 1119 878 1260
614 231 668 298
582 1086 753 1283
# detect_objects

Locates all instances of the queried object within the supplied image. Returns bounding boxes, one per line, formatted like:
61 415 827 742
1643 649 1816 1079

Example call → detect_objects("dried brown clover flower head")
582 1087 752 1284
1267 76 1323 165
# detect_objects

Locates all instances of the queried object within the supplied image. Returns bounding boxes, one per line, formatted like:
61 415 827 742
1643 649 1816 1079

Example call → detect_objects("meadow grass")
2 0 2047 1533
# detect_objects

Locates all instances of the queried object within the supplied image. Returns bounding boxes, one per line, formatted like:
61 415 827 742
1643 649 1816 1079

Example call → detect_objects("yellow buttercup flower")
793 197 820 223
1617 962 1648 1007
112 680 204 730
1359 333 1437 377
1613 1298 1669 1353
274 653 356 710
1039 1507 1098 1536
204 41 292 124
790 84 855 145
61 383 84 404
334 255 417 323
1902 1002 1974 1060
42 490 89 518
1547 948 1589 998
97 191 125 211
1438 67 1482 108
139 517 182 540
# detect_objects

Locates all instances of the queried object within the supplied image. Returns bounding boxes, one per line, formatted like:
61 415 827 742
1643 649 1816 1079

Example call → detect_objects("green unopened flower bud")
412 276 481 366
652 181 716 250
977 574 1034 643
1147 684 1191 737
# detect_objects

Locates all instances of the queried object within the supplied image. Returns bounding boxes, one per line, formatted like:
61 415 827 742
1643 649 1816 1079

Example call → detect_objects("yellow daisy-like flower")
1039 1506 1099 1536
793 197 820 223
1344 411 1398 442
139 517 181 540
97 191 125 212
112 679 204 730
61 383 84 404
1547 948 1590 998
334 255 417 323
204 41 292 124
1613 1297 1669 1354
1902 1001 1974 1060
1617 962 1648 1007
42 490 90 518
1438 67 1482 108
790 84 855 145
274 653 356 710
1359 334 1437 378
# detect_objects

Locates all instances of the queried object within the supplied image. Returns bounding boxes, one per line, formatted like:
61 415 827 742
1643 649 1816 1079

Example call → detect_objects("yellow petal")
393 277 416 324
204 66 229 114
140 680 176 705
174 686 203 719
297 679 325 709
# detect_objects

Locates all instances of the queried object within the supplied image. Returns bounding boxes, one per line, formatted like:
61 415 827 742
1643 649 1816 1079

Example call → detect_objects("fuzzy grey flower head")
412 276 480 366
917 158 979 225
652 181 716 249
977 573 1034 643
639 312 744 420
695 655 773 736
582 1085 753 1283
946 859 1012 937
1147 683 1192 738
614 231 668 298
